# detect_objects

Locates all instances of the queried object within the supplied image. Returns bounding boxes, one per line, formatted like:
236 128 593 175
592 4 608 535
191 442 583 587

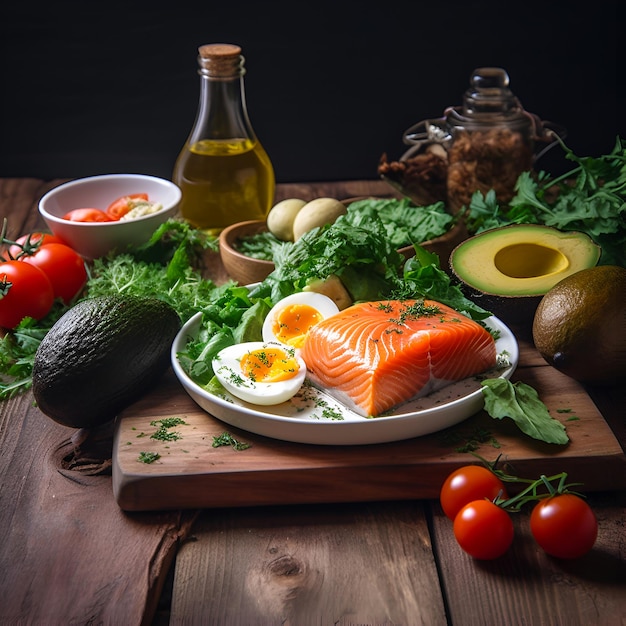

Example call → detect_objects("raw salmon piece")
300 299 497 417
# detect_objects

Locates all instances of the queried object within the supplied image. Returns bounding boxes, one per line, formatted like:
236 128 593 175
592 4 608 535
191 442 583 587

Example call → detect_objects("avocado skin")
32 295 181 429
532 266 626 385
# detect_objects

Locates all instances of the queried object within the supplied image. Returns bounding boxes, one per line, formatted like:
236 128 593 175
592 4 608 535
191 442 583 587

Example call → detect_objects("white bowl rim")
39 174 181 225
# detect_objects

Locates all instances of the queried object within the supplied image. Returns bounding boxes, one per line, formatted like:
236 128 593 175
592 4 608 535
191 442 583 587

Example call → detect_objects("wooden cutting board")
112 338 626 511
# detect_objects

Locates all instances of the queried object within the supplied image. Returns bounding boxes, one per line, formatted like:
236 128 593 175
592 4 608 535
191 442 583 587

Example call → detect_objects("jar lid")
462 67 521 115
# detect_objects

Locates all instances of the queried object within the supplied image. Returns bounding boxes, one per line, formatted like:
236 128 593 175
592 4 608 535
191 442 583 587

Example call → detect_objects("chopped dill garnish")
212 432 251 450
149 416 187 442
321 407 344 421
138 451 161 464
151 417 187 428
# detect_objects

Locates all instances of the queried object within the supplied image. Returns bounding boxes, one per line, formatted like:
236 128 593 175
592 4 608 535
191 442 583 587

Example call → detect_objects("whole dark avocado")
532 265 626 385
32 294 181 429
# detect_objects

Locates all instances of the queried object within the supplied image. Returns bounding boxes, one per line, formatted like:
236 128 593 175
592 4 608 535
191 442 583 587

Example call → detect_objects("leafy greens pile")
236 197 454 261
465 136 626 267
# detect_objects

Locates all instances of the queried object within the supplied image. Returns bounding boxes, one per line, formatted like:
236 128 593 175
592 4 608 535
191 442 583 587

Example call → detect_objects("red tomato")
106 193 149 219
440 465 508 520
7 232 65 258
530 494 598 559
62 208 114 222
0 261 55 329
22 243 87 304
453 500 514 560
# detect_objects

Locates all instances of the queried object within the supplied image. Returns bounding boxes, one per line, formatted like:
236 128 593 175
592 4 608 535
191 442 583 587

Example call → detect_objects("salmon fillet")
300 299 497 417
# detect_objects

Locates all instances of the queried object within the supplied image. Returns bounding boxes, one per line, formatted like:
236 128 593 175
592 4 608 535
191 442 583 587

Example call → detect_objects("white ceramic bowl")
38 174 182 259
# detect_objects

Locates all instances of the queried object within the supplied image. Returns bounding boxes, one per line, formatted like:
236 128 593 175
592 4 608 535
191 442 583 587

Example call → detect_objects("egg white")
212 341 307 406
262 291 340 348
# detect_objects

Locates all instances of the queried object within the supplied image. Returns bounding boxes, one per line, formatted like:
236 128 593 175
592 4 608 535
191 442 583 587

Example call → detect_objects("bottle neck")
188 45 256 144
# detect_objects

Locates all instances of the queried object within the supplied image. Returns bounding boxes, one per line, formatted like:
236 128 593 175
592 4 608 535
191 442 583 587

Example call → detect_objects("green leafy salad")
237 197 455 261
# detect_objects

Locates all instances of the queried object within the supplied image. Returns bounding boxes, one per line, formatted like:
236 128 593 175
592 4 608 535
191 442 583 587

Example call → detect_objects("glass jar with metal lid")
402 67 565 213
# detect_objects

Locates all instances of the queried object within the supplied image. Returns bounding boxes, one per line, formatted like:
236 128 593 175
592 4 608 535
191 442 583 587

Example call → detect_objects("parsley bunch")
465 136 626 267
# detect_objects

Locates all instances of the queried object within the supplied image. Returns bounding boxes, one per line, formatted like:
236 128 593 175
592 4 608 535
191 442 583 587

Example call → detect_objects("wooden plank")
170 500 447 625
112 337 626 511
0 387 199 624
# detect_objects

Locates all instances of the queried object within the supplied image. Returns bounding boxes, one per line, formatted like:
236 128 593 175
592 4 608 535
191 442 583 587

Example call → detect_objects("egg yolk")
272 304 323 348
239 347 300 383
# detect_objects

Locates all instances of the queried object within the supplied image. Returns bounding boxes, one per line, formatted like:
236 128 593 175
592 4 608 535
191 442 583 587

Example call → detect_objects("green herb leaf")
481 378 569 445
465 136 626 268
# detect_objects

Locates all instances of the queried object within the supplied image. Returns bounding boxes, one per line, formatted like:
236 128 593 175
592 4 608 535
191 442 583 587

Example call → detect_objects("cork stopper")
198 43 244 77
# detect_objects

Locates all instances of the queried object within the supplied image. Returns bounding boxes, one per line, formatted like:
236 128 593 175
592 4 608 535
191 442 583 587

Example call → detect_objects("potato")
304 275 353 310
292 198 347 240
266 198 307 241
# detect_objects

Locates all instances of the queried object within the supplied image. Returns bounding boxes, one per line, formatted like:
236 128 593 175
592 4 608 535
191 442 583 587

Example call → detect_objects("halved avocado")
450 224 601 327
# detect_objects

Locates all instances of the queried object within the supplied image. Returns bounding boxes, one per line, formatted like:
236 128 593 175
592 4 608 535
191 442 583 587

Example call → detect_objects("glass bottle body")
173 45 275 234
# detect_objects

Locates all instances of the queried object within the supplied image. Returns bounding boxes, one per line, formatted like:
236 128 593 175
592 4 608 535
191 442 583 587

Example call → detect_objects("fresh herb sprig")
465 136 626 267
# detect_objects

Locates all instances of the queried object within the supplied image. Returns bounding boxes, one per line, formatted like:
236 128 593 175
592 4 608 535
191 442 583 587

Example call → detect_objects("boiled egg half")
262 292 340 349
212 341 306 405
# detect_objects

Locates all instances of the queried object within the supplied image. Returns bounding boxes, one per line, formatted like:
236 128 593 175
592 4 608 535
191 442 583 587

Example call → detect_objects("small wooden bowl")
219 202 468 285
219 220 275 285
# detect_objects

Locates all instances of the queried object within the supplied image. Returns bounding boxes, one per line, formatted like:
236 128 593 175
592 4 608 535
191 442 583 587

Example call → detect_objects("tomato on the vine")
440 465 508 520
106 192 148 219
22 242 87 304
7 232 64 258
62 208 113 222
453 499 514 560
0 261 55 329
530 494 598 559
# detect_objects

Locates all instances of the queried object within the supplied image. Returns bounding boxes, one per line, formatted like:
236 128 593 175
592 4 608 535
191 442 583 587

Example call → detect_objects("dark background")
0 1 622 184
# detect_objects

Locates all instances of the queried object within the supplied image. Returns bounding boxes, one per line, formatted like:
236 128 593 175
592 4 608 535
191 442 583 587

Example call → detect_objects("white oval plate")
171 312 519 446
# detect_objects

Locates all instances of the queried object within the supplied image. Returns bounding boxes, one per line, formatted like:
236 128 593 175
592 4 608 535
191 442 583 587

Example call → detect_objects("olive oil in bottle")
173 44 275 234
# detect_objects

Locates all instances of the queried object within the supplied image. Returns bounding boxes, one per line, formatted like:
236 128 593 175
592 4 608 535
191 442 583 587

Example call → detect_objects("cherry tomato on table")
0 261 54 329
453 499 514 560
530 494 598 559
106 193 148 220
7 232 64 258
22 242 87 304
62 208 113 222
440 465 508 520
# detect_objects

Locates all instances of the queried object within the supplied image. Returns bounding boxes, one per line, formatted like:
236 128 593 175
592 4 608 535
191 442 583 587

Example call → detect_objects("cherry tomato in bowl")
106 193 149 220
62 208 114 222
440 465 508 520
530 494 598 559
0 261 55 329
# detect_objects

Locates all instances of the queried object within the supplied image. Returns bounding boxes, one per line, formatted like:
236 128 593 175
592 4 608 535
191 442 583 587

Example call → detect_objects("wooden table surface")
1 177 625 626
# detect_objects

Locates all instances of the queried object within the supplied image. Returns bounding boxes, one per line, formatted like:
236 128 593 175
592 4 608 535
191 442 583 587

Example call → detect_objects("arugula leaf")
481 378 569 445
398 246 492 321
345 198 454 248
0 305 68 399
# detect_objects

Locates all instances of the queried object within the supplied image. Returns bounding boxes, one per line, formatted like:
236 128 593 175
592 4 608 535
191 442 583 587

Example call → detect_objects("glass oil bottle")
173 43 275 234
